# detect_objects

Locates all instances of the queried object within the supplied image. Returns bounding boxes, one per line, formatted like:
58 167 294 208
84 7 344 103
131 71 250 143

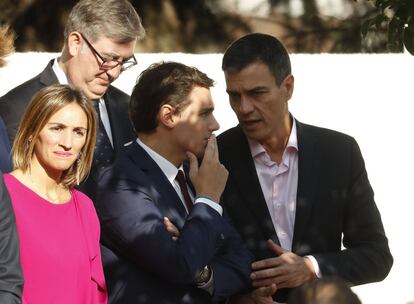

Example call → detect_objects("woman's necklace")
27 173 70 204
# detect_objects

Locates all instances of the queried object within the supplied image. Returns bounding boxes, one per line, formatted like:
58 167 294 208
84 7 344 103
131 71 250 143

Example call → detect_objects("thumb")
253 283 277 298
186 151 198 179
267 239 286 256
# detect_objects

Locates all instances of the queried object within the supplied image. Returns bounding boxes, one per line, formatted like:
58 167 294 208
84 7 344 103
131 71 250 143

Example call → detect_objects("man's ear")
282 74 294 101
158 104 176 129
67 31 82 57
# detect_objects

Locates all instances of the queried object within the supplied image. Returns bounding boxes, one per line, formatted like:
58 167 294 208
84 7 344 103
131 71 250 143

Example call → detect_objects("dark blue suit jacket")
95 142 252 304
0 118 11 172
217 121 393 302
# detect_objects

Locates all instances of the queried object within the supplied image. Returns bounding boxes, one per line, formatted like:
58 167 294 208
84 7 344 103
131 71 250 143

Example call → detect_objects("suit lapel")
292 121 319 253
127 142 188 226
39 60 59 86
228 127 280 245
103 87 134 155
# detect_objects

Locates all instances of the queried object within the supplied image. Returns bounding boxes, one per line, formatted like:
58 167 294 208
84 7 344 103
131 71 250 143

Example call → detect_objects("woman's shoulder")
72 189 95 210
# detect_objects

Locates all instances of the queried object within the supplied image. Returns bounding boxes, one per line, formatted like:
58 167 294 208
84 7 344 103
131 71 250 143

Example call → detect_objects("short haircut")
12 84 97 188
64 0 145 43
0 25 15 68
288 277 362 304
129 61 214 134
222 33 291 86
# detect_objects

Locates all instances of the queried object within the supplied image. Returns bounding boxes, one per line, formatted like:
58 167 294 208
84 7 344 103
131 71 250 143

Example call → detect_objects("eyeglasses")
80 33 137 71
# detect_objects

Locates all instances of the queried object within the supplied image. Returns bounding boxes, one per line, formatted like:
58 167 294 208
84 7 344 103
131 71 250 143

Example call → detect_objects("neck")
12 157 69 204
139 131 184 168
259 115 293 163
57 53 69 75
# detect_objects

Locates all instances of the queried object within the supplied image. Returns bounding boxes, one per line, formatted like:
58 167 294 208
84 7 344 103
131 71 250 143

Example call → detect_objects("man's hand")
251 240 316 289
163 217 180 240
227 284 277 304
187 135 228 203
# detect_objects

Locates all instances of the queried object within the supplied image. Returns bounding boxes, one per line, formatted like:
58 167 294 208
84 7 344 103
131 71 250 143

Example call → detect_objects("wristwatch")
195 265 212 285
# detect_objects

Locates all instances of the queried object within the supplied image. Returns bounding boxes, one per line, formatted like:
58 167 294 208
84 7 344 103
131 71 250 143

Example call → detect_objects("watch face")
196 265 211 284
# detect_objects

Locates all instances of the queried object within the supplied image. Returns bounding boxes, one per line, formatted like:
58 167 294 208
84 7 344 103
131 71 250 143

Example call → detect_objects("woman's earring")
76 153 82 186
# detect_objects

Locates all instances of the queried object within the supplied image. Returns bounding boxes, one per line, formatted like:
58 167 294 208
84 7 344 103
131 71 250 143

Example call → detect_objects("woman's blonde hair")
12 84 97 188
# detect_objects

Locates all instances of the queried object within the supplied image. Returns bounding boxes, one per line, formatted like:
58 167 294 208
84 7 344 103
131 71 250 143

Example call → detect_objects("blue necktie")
93 101 114 171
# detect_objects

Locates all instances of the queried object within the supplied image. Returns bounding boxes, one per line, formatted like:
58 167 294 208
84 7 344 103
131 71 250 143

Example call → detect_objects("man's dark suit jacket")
0 171 23 304
0 117 12 172
95 141 252 304
217 121 393 302
0 60 136 200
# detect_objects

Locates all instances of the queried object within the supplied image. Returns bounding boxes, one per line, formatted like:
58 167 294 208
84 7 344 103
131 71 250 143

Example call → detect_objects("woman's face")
33 102 88 175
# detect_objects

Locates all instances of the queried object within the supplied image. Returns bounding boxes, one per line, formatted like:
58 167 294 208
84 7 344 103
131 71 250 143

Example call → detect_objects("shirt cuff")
195 196 223 215
305 255 322 278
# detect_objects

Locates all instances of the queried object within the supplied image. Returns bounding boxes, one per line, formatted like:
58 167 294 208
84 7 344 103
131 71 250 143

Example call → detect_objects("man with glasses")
0 0 145 200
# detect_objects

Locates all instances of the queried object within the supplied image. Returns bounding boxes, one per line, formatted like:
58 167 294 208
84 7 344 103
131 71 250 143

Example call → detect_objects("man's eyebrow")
199 107 214 114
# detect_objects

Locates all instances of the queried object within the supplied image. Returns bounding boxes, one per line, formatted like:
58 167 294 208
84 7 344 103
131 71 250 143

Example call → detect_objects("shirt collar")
136 137 183 184
52 58 69 85
248 118 298 158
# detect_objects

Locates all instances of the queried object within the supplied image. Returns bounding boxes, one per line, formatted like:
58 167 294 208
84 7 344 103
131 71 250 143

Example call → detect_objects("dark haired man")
218 33 393 303
95 62 252 303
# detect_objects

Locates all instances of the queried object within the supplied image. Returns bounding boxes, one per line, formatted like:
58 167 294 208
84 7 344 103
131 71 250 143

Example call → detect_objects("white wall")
1 52 413 304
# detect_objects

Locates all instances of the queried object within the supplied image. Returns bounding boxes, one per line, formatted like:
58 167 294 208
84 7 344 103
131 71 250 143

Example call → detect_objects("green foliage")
363 0 414 54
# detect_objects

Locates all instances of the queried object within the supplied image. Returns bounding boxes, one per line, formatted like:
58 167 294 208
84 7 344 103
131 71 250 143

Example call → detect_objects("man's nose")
239 96 254 114
106 64 123 81
210 115 220 132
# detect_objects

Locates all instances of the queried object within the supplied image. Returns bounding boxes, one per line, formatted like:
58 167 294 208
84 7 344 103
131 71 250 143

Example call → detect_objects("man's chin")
87 89 106 100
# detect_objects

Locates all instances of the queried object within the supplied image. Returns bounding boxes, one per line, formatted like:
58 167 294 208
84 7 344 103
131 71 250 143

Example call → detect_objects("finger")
186 152 199 179
267 239 286 256
252 257 281 270
163 217 180 237
209 134 219 161
253 284 277 297
202 135 215 162
251 266 284 280
252 277 278 288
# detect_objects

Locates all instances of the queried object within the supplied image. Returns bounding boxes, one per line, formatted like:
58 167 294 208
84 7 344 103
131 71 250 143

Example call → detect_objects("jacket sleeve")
313 138 393 284
210 212 253 302
0 173 23 303
96 176 229 285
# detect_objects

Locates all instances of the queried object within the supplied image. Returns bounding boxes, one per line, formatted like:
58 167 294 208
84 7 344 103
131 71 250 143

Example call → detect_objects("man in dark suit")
0 0 145 199
217 33 393 303
0 171 23 303
95 62 252 303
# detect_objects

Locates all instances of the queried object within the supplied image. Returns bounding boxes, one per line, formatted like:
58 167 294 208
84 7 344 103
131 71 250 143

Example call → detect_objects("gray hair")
64 0 145 43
